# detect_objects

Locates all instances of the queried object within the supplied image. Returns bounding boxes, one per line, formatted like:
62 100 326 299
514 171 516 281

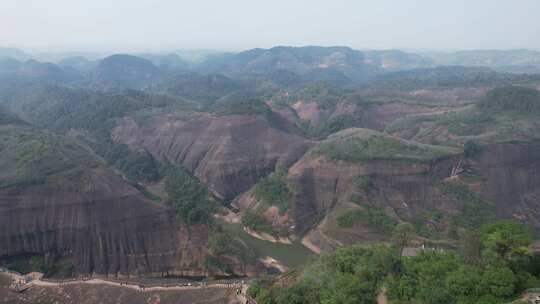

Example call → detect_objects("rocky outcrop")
281 130 540 250
112 112 312 200
473 143 540 227
287 155 458 236
0 122 264 278
0 167 210 276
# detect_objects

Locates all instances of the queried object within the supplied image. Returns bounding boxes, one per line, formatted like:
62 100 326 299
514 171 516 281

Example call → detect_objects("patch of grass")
311 128 459 163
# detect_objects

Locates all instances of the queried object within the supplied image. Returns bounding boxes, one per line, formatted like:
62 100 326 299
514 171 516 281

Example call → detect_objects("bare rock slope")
113 112 312 200
0 125 209 276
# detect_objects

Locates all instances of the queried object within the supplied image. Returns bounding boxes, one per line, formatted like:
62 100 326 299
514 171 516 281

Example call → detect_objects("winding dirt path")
2 269 247 294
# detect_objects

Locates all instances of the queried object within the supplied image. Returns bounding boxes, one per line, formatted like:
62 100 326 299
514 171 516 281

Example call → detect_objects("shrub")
164 167 215 225
209 230 256 264
242 210 274 235
252 170 292 214
354 175 375 192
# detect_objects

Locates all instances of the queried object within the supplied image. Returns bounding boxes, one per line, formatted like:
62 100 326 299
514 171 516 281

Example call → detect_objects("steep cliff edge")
0 125 210 276
112 112 312 200
247 128 540 252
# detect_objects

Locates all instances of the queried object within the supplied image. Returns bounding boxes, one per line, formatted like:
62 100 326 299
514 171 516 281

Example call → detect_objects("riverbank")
221 222 316 268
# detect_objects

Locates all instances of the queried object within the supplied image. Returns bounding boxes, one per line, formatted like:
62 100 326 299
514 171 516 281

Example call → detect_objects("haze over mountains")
2 46 540 89
1 44 540 303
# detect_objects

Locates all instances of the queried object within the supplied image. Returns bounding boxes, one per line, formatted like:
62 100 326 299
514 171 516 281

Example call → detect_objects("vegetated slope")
364 49 434 71
58 56 98 73
270 83 486 140
200 46 379 85
238 124 540 253
0 58 79 85
89 54 163 89
286 129 463 248
310 128 458 163
139 53 189 71
0 47 31 61
152 73 243 104
369 65 537 90
0 106 26 126
112 99 312 200
386 86 540 146
248 221 540 304
425 49 540 73
233 129 460 241
0 124 210 276
0 91 261 278
0 85 196 185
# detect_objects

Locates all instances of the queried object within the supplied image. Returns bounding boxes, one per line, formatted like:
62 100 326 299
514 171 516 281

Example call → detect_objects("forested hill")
0 45 539 302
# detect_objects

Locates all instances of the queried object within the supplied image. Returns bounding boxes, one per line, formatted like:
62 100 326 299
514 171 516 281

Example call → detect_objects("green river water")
221 222 316 268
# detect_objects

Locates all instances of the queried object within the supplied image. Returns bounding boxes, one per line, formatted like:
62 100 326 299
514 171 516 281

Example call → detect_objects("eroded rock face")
474 143 540 227
0 168 209 276
285 142 540 250
287 155 458 235
112 113 312 200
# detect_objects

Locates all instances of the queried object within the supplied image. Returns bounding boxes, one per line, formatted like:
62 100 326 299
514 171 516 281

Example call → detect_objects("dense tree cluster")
371 66 530 90
106 144 160 183
479 86 540 113
164 167 215 225
249 220 540 304
252 170 292 214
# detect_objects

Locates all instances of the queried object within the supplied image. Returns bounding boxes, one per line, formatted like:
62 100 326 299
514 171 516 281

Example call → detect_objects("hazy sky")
2 0 540 52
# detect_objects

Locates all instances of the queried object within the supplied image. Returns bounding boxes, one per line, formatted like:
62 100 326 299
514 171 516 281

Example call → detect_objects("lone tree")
392 222 416 256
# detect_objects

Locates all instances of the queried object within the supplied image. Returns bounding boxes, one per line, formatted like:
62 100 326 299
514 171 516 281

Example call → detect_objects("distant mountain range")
422 49 540 73
1 47 540 91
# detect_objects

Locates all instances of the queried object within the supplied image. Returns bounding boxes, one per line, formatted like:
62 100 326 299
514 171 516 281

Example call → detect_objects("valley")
1 45 540 304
